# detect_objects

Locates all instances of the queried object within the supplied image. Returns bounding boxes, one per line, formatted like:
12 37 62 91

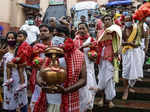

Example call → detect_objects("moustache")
40 35 49 40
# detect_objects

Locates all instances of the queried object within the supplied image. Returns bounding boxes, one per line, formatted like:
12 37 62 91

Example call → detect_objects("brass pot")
40 66 67 85
39 47 66 87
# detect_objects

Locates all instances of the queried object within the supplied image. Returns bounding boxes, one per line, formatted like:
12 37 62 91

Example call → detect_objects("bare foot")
98 98 104 107
129 88 135 93
108 101 115 108
122 89 128 100
137 78 143 81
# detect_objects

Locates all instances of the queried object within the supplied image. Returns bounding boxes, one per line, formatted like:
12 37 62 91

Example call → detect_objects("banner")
49 0 64 5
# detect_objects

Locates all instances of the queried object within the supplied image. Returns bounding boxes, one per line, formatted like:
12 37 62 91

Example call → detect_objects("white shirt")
20 24 40 45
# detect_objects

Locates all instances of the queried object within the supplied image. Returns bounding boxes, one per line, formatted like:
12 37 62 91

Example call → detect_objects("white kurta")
122 47 143 87
97 47 116 100
2 52 28 110
79 37 98 112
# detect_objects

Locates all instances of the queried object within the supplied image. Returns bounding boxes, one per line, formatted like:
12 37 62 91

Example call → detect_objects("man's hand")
55 84 68 94
7 62 16 68
42 85 68 94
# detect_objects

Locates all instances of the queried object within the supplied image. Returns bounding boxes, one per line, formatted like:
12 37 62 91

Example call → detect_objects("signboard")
49 0 64 5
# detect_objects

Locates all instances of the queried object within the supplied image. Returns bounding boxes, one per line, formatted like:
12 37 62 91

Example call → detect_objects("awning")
19 3 40 10
106 0 132 7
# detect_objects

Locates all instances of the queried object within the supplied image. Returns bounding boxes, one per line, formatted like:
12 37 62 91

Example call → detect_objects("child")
2 31 28 112
3 30 32 91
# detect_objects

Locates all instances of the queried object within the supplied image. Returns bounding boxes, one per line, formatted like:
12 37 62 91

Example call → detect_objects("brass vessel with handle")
39 47 67 93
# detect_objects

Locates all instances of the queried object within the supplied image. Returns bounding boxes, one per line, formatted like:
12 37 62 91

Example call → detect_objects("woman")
1 32 28 112
74 23 97 112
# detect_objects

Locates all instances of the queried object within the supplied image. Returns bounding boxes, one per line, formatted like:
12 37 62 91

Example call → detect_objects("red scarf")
74 34 89 49
61 38 84 112
29 42 51 93
96 40 113 64
33 57 51 112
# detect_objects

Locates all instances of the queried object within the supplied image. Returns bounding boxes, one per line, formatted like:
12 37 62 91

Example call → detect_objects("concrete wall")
40 0 49 18
10 0 26 27
0 0 25 35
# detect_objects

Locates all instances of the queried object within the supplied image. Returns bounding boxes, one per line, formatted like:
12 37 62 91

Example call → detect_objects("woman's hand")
7 61 16 68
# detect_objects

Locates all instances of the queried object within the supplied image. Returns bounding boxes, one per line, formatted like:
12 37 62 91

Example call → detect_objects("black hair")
78 22 89 30
80 15 86 19
56 24 70 36
39 24 54 32
17 30 28 38
101 14 113 22
6 32 17 56
6 31 17 40
39 24 49 30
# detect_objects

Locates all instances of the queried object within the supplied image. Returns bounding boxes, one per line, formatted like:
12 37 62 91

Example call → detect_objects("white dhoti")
98 59 116 101
122 48 143 87
79 37 98 112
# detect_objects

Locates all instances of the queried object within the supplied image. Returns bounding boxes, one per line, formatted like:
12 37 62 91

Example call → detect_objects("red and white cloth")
61 45 84 112
34 38 84 112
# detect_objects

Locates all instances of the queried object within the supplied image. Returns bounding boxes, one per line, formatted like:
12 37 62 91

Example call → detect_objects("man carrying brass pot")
34 24 87 112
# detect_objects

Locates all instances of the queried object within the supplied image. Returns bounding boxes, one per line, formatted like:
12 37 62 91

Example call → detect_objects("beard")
40 35 49 40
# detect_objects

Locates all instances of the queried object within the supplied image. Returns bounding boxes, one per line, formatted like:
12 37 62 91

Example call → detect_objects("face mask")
122 11 129 16
52 36 65 46
28 19 34 25
7 40 16 47
145 17 150 25
125 21 132 28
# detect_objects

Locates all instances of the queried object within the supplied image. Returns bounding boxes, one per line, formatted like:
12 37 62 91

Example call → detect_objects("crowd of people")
0 1 150 112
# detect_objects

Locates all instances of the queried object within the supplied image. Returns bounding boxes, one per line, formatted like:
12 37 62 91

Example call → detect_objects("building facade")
0 0 140 35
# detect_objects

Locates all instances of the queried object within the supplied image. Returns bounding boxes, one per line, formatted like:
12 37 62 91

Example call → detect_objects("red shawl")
61 38 84 112
74 34 94 51
33 57 51 112
29 43 51 93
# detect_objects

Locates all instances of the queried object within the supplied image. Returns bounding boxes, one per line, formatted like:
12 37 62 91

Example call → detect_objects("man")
74 22 97 112
122 14 149 100
48 17 57 28
29 24 54 112
80 15 87 24
97 15 122 108
34 24 87 112
20 15 40 45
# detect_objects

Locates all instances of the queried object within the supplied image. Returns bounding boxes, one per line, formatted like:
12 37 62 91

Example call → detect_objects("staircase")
0 66 150 112
93 69 150 112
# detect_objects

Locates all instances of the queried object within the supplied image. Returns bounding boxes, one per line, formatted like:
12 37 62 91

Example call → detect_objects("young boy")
3 30 32 91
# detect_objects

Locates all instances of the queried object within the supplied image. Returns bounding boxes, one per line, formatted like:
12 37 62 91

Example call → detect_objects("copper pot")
40 66 66 85
39 47 66 86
